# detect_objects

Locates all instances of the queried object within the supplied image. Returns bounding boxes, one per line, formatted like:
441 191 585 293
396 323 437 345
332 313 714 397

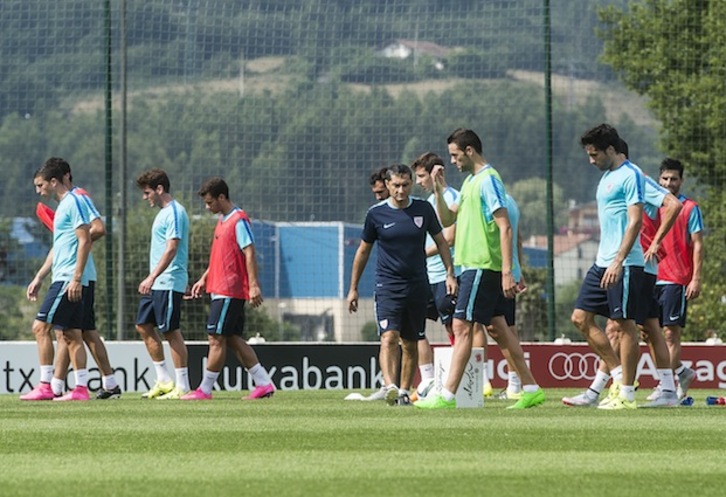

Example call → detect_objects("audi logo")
548 352 601 381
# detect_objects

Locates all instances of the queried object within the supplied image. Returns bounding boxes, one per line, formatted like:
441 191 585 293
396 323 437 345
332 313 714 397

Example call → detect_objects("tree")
600 1 726 337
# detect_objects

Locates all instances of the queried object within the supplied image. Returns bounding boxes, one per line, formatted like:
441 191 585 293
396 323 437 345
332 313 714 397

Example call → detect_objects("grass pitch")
1 389 725 497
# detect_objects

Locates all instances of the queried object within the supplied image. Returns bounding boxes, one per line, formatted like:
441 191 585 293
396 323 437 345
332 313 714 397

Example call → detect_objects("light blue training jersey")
595 160 645 268
73 187 101 285
505 193 522 283
52 191 90 283
425 186 461 284
642 176 669 275
149 199 189 293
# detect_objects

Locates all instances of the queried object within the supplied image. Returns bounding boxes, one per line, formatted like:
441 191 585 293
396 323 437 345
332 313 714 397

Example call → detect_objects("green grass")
1 389 725 497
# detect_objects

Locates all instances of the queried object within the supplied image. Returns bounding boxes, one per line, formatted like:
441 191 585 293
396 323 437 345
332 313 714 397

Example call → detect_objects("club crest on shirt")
379 319 388 329
413 216 423 228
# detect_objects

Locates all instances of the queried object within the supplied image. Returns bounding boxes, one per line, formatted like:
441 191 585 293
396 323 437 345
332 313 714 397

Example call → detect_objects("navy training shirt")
362 197 443 290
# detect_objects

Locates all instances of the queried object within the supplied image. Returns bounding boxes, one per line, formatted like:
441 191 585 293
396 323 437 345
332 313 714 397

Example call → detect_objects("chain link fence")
1 0 722 343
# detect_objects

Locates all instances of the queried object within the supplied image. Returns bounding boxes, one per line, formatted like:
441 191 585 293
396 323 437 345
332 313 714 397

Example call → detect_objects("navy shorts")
81 281 97 331
425 280 456 326
636 272 659 326
495 295 516 327
575 264 644 320
454 269 506 326
206 297 246 336
656 283 688 327
136 290 183 333
374 280 429 341
36 280 84 330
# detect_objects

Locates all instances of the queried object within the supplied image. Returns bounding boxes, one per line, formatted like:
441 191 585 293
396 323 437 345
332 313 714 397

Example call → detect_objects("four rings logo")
548 352 600 381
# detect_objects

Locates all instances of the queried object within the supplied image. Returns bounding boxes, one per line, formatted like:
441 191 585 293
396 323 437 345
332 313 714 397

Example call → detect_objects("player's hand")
644 242 659 263
600 261 623 289
249 285 263 308
138 275 154 295
445 274 458 297
430 165 445 193
189 279 206 299
66 280 82 303
502 272 517 298
517 274 527 294
347 289 359 313
686 278 701 300
26 278 42 301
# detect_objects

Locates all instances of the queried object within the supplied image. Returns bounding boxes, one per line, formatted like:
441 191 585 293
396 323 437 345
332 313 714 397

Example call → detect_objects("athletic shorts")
495 294 516 327
206 297 246 336
636 272 659 326
574 264 644 320
81 281 97 331
374 280 429 341
656 283 688 327
454 269 506 326
425 280 456 326
36 280 84 330
136 290 183 333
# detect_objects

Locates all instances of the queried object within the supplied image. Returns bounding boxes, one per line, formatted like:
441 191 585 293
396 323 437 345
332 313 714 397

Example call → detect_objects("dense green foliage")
600 0 726 338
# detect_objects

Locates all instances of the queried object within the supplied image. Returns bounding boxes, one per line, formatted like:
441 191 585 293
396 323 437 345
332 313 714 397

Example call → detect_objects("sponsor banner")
1 341 724 394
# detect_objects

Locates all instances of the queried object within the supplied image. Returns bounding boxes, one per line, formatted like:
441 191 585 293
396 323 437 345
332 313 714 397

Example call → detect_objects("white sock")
102 374 118 391
200 370 220 395
675 364 686 376
441 387 456 402
589 370 611 395
248 363 272 387
419 363 435 381
40 365 54 383
75 369 88 388
522 384 539 393
51 377 65 396
610 366 623 384
175 368 190 392
153 361 172 383
657 368 676 392
507 372 521 392
620 385 635 402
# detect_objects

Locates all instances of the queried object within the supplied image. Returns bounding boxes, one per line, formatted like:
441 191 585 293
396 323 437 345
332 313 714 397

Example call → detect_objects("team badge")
379 319 388 329
413 216 423 228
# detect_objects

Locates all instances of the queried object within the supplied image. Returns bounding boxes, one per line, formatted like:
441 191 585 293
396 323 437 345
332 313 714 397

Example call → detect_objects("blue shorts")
136 290 183 333
454 269 506 326
495 295 516 327
656 284 688 327
636 273 659 326
81 281 97 331
36 281 84 330
425 280 456 326
575 264 644 320
374 280 429 341
206 298 246 336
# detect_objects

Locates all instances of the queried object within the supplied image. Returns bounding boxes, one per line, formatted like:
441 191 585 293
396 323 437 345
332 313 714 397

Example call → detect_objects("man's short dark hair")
198 177 229 199
580 123 621 152
411 152 444 173
659 158 684 178
447 128 483 155
136 168 171 193
369 166 388 186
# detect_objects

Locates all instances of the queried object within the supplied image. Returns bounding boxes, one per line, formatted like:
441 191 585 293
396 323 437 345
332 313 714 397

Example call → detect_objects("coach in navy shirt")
347 164 457 406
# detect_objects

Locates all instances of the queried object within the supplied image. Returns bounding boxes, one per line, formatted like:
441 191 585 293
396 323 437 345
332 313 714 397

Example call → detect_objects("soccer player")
135 169 191 399
182 177 275 400
410 152 474 399
563 141 682 408
362 165 441 402
27 159 122 399
656 158 704 399
21 158 92 401
416 128 544 410
347 164 457 406
570 124 645 410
